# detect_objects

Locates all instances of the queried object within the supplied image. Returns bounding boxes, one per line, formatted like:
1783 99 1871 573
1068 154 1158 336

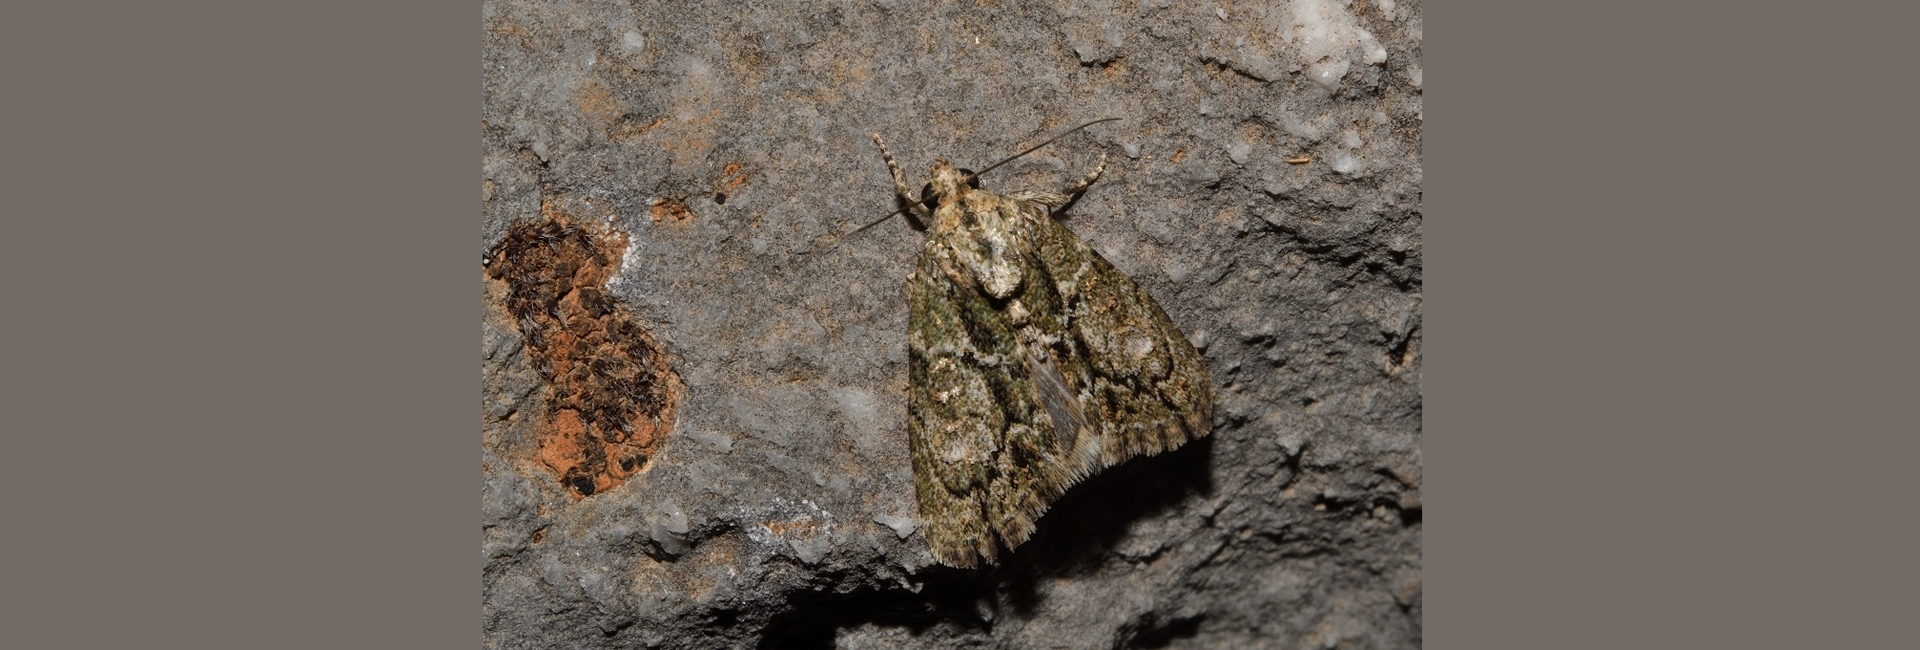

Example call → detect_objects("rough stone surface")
483 1 1422 648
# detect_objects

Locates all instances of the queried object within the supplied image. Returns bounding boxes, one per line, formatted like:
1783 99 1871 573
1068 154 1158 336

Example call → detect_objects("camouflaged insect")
871 123 1214 568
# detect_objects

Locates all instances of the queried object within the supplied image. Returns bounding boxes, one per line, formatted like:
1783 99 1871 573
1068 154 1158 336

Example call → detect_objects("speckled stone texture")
483 1 1421 648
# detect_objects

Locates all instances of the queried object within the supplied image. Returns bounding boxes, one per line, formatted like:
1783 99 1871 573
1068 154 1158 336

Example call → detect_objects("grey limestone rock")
483 0 1421 647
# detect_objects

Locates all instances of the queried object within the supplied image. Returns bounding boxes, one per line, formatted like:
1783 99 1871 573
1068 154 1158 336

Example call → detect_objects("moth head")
924 158 979 208
817 119 1117 259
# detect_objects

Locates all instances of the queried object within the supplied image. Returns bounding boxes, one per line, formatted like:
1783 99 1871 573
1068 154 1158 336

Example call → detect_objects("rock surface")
483 1 1422 647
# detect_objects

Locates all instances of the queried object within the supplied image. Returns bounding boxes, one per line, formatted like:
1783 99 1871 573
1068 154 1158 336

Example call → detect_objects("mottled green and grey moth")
871 121 1215 568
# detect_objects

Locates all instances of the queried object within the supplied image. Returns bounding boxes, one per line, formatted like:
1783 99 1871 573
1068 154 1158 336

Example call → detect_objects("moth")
869 120 1215 568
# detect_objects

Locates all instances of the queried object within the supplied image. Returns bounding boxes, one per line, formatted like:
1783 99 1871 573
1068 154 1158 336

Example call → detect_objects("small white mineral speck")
873 513 918 539
1227 142 1252 164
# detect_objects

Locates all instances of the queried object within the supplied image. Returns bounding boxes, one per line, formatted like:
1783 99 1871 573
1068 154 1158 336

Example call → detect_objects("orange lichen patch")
650 198 693 223
573 79 622 124
659 112 719 167
488 20 542 52
719 162 746 185
712 162 752 200
486 215 682 498
763 518 820 537
611 115 667 140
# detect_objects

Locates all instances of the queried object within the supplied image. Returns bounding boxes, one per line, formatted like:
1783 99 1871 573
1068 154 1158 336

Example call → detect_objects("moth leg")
1008 152 1109 211
871 133 932 222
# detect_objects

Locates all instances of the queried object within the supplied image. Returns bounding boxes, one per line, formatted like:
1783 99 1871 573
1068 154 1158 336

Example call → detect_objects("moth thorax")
968 233 1025 299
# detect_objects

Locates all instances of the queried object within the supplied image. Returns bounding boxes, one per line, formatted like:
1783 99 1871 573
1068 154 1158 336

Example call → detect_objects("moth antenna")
967 117 1121 181
847 204 913 240
809 117 1121 258
804 204 910 259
